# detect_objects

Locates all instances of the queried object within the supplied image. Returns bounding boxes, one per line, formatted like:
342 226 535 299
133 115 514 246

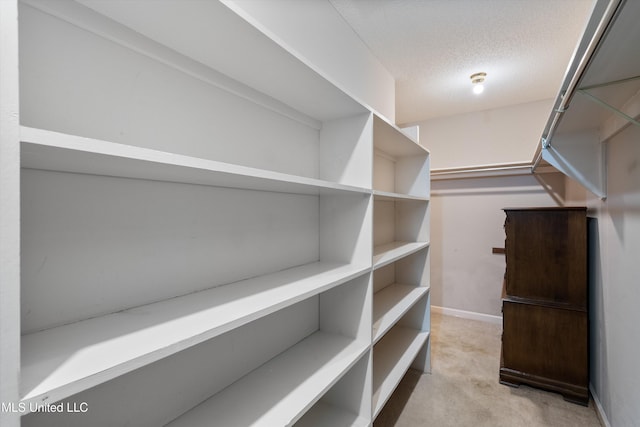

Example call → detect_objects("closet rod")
532 0 623 173
431 162 534 180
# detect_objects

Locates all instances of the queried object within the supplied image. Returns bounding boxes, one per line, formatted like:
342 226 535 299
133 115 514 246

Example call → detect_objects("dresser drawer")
504 208 587 307
502 300 588 389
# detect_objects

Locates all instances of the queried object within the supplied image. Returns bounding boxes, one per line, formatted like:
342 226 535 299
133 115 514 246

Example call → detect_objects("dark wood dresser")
500 207 589 405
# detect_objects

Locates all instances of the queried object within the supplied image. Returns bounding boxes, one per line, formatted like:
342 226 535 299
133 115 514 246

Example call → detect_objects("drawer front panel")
502 300 588 388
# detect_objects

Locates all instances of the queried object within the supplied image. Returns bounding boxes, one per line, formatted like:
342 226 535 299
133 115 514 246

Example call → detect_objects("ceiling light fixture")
470 72 487 95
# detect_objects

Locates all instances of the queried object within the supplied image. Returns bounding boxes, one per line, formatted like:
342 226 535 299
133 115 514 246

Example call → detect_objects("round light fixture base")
470 72 487 84
470 72 487 95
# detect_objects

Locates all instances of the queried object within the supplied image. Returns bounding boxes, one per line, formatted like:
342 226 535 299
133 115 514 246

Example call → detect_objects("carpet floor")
374 312 603 427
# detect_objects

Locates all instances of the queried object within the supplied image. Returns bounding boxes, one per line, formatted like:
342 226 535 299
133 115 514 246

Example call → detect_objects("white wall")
431 173 566 317
421 99 568 318
223 0 396 122
588 124 640 427
419 99 553 169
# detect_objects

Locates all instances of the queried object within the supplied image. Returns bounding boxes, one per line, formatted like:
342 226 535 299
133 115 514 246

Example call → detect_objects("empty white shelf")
295 401 369 427
373 284 430 344
373 241 430 269
166 332 368 427
20 126 371 196
373 116 427 157
373 327 430 418
373 190 429 202
20 262 369 410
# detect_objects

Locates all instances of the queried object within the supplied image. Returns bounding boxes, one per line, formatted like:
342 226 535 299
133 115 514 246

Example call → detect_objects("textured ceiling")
329 0 597 125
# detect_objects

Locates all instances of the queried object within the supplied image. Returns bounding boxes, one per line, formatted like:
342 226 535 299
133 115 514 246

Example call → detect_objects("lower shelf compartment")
294 401 369 427
372 326 429 419
373 284 429 344
20 262 368 411
166 331 369 427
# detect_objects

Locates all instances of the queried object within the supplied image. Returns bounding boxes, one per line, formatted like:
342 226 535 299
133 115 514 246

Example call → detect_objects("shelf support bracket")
576 77 640 129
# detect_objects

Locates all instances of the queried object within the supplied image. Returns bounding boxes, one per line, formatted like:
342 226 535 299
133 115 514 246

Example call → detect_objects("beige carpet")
374 312 603 427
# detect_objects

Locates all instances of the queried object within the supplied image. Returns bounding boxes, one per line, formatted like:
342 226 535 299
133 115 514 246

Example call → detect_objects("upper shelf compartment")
36 0 367 124
373 115 426 157
373 115 429 198
19 0 371 188
535 0 640 199
20 126 370 196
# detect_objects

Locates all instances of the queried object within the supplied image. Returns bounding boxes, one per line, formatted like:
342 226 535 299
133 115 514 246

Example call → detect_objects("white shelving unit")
0 1 430 426
371 115 431 421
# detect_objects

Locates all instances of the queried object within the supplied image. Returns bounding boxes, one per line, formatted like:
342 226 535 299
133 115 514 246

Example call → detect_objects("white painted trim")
431 306 502 325
590 384 612 427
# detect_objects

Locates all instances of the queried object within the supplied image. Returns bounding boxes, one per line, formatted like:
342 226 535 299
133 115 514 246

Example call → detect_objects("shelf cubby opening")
294 351 372 427
19 0 370 187
373 249 430 344
372 294 431 420
373 195 429 269
20 126 372 197
165 273 371 427
22 274 371 427
373 116 429 198
374 197 429 245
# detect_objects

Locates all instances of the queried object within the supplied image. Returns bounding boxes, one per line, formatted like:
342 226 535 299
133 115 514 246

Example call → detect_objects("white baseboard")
432 305 502 325
590 384 611 427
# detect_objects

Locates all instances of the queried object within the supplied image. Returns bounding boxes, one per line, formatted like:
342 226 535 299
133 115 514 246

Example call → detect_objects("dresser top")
503 206 587 212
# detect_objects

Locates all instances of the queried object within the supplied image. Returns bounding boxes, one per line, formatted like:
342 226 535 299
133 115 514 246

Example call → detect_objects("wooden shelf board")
20 126 371 197
373 241 429 270
166 332 369 427
294 401 369 427
373 284 430 344
372 327 430 418
373 190 429 202
20 262 369 410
